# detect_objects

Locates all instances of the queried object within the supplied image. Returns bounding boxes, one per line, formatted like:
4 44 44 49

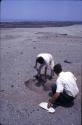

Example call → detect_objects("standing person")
47 64 79 108
34 53 55 80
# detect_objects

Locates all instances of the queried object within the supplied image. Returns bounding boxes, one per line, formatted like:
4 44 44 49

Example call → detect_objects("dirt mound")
24 75 56 93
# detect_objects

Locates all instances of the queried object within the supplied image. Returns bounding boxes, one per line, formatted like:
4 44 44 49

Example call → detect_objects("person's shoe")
34 75 39 79
49 76 53 80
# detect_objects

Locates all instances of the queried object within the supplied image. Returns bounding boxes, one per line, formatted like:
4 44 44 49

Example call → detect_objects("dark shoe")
34 74 41 79
49 76 53 80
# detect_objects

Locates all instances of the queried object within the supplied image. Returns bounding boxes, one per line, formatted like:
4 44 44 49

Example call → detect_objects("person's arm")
47 92 60 108
34 60 37 69
44 66 47 79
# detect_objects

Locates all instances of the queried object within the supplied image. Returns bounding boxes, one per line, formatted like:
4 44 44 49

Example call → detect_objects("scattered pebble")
11 85 14 88
62 33 67 36
33 47 36 49
17 72 20 75
32 41 36 42
64 60 71 64
0 90 4 92
20 51 23 55
37 108 39 111
32 109 35 112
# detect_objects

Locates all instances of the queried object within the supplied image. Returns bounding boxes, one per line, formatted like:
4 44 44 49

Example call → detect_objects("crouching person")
48 64 79 108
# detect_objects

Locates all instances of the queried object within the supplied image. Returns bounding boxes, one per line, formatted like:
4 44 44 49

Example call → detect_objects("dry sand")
0 25 82 125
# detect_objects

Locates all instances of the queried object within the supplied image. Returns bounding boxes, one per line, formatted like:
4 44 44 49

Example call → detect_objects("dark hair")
54 64 62 75
36 57 44 64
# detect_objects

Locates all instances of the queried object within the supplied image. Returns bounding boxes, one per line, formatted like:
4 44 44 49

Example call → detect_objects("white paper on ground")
39 102 55 113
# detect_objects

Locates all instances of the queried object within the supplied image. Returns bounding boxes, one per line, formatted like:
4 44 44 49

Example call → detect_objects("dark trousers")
51 84 74 105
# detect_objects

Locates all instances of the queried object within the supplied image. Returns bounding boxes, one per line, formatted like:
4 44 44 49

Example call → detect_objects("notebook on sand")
39 102 55 113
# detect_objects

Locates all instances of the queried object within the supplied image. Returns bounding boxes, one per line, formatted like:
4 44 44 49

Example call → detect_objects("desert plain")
0 24 82 125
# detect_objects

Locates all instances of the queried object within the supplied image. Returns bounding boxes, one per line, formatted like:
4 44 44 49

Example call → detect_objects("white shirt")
37 53 54 69
56 71 79 97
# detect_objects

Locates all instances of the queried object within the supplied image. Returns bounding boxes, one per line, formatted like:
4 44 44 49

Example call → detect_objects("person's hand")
47 101 53 108
34 66 39 71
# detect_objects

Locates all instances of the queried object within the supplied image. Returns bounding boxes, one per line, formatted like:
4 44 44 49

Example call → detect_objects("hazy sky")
1 0 82 22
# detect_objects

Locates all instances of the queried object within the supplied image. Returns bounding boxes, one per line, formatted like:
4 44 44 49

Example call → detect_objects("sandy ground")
0 25 82 125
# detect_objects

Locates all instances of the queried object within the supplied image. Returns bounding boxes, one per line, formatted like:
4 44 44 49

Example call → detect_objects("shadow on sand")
24 74 53 92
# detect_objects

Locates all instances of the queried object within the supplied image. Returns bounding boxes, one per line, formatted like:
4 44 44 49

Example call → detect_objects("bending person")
34 53 55 80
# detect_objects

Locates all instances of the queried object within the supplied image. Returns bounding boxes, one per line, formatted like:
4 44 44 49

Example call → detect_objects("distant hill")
0 21 82 28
